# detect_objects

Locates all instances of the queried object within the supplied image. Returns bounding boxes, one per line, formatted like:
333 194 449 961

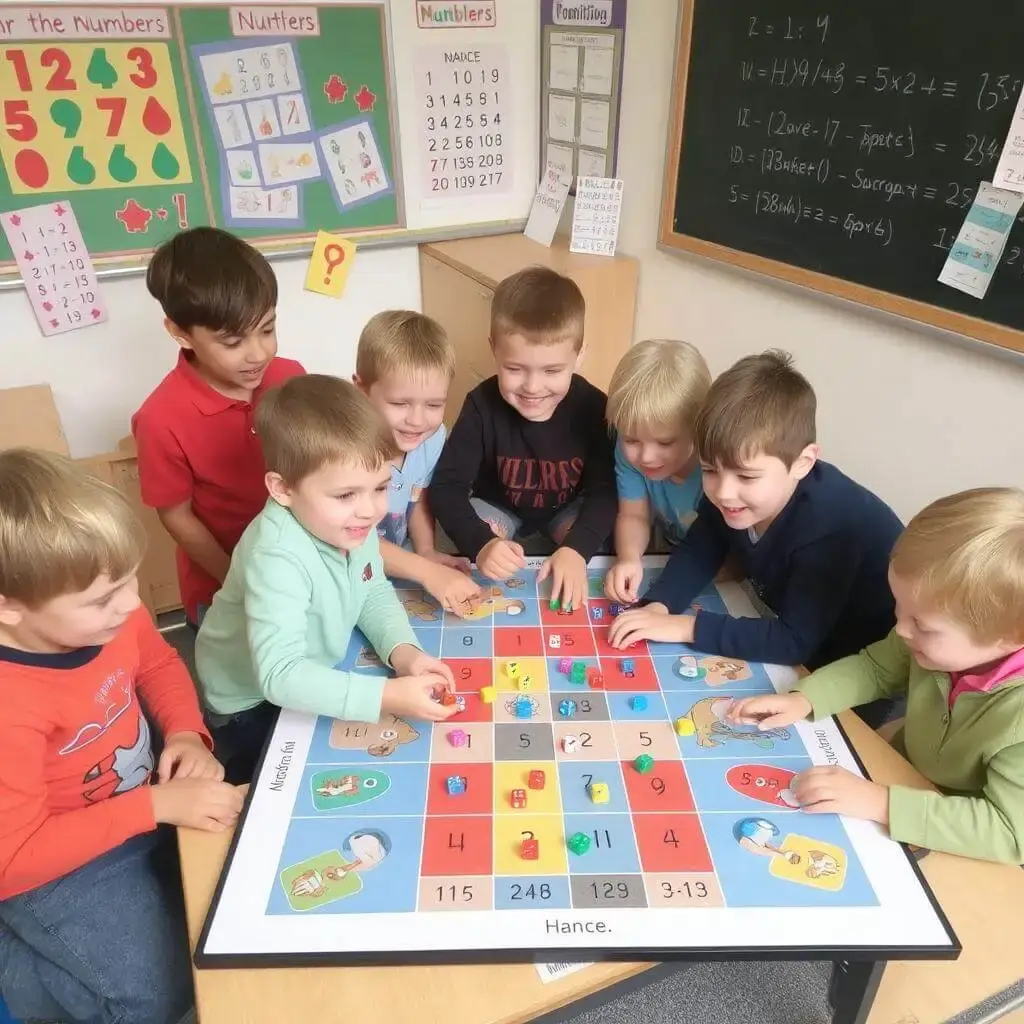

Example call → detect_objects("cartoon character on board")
329 713 420 757
463 586 526 621
683 697 790 750
701 656 752 686
282 830 391 910
310 768 391 811
355 646 384 669
733 817 847 891
725 763 800 808
400 591 442 623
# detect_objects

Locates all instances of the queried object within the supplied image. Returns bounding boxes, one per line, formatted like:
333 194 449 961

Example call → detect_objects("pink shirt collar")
948 646 1024 707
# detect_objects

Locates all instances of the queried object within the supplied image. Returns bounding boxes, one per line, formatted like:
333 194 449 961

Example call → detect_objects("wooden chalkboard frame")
657 1 1024 356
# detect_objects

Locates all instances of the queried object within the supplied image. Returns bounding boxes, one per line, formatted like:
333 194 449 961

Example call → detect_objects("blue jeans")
470 496 582 547
0 830 193 1024
210 701 279 785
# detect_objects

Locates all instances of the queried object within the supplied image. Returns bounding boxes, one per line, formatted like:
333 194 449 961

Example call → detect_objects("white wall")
611 1 1024 522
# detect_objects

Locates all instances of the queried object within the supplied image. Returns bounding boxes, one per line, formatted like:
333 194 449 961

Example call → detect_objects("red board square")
593 626 650 658
622 758 695 813
427 762 493 815
539 601 589 626
447 659 494 694
494 626 545 658
421 814 493 875
599 655 659 691
632 812 713 873
541 626 596 657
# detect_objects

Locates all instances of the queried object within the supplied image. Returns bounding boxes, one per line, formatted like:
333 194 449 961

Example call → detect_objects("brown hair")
256 374 398 486
695 350 816 468
147 226 278 336
0 449 145 606
490 266 585 350
356 310 455 387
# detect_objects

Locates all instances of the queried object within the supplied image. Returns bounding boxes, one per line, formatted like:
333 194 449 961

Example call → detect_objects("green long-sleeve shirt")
797 629 1024 863
196 499 417 721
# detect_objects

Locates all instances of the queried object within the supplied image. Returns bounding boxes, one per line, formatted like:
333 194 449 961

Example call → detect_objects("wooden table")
179 711 1019 1024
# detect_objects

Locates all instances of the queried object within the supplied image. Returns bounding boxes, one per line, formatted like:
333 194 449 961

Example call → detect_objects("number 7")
96 97 126 136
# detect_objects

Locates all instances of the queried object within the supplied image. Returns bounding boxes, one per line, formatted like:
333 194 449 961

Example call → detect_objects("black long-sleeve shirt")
643 461 903 669
429 375 616 561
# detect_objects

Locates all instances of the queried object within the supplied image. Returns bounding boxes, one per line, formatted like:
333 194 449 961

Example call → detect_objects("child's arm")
353 540 424 663
379 535 481 617
158 502 231 583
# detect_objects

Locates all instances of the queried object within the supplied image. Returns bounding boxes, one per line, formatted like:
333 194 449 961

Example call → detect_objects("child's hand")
476 537 526 580
382 675 457 722
157 731 224 783
150 777 244 833
421 561 483 617
608 604 692 648
423 550 473 575
792 766 890 825
727 692 812 729
605 559 643 605
390 644 455 688
539 546 588 612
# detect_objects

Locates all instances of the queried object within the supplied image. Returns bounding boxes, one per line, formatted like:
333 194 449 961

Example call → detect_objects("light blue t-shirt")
378 425 446 548
614 441 702 544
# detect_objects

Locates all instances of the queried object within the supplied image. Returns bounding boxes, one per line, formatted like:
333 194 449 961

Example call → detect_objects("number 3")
127 47 157 88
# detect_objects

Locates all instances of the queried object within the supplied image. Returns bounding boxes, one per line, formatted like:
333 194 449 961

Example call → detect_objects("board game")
196 557 958 968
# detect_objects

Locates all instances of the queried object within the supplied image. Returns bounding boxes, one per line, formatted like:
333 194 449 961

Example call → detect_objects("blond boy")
0 450 239 1024
354 311 482 615
604 339 711 605
429 267 617 612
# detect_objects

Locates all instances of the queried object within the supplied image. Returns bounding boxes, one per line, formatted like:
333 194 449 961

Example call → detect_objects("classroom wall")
611 1 1024 522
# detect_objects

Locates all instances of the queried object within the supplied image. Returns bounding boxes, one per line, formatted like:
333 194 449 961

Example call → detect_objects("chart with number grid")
197 558 956 968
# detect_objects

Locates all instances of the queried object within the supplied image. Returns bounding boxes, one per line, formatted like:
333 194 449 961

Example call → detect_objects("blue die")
621 658 635 674
629 695 648 712
591 606 604 621
514 697 533 719
558 698 577 718
446 775 467 796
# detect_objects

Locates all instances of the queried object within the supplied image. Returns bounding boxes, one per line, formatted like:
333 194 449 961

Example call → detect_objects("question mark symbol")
322 242 346 285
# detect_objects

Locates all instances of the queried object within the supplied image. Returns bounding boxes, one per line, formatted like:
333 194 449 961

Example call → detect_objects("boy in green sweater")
729 487 1024 864
197 375 456 783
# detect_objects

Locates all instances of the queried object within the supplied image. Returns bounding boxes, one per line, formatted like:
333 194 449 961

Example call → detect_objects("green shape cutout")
66 146 96 185
150 142 179 181
86 47 118 89
108 143 137 183
50 99 81 139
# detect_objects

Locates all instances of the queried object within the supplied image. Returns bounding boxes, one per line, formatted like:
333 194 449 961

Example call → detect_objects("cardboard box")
0 385 182 618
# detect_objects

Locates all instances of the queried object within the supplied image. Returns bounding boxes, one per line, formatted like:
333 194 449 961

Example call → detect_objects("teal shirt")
614 441 702 544
196 499 418 720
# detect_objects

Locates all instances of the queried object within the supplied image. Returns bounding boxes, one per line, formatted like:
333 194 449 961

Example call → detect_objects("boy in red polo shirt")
132 228 304 628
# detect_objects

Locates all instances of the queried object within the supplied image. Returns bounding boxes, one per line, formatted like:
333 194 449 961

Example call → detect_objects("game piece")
587 668 604 690
516 674 533 692
634 753 655 774
446 775 467 796
528 770 546 790
675 716 696 737
629 695 647 711
567 831 591 855
561 735 579 753
558 698 577 717
441 690 456 706
548 634 562 649
520 835 539 860
569 661 587 684
514 697 533 719
480 685 496 703
588 782 610 803
591 606 604 621
609 602 622 616
557 657 572 674
621 658 635 674
504 661 521 680
509 788 527 809
447 728 468 747
549 597 560 611
454 695 466 712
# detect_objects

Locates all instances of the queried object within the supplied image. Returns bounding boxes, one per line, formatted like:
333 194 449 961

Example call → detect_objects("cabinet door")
420 253 493 428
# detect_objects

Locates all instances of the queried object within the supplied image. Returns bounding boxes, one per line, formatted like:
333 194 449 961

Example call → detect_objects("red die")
586 668 604 690
520 837 539 860
528 770 546 790
441 690 457 706
510 788 528 809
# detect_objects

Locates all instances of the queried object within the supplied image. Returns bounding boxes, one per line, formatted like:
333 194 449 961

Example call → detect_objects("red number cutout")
3 100 37 141
41 48 77 90
127 47 157 88
3 49 33 91
95 96 127 136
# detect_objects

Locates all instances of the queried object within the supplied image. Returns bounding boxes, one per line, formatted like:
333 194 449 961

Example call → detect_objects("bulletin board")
0 1 541 281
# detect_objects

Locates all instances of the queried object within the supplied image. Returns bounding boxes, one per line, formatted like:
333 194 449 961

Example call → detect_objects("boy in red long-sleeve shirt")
0 450 242 1024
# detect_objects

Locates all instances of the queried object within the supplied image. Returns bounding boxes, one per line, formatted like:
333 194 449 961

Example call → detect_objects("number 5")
4 100 37 141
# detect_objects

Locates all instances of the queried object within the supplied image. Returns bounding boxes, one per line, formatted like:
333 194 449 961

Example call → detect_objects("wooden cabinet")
419 233 639 426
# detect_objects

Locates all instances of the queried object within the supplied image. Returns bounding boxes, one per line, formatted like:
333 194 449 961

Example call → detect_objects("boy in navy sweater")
608 350 902 726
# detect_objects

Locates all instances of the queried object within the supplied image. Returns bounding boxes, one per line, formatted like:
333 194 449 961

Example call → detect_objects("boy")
354 311 482 616
429 267 617 612
609 351 902 725
604 339 711 605
0 450 240 1024
132 227 305 630
196 375 456 784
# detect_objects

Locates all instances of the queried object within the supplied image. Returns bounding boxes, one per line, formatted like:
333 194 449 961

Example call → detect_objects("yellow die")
588 782 610 804
480 685 496 704
504 661 521 680
516 675 533 692
674 716 695 737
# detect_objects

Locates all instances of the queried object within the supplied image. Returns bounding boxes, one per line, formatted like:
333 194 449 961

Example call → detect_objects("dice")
621 658 635 674
548 634 562 650
454 695 466 712
591 606 604 621
633 753 655 774
588 782 610 804
447 728 468 747
514 697 533 719
557 657 572 674
520 836 539 860
479 685 496 704
609 602 622 616
510 788 527 809
558 698 577 718
567 831 591 855
569 661 587 685
629 695 647 712
586 668 604 690
548 598 560 611
516 674 533 692
446 775 467 796
441 690 457 706
504 661 521 680
562 735 579 753
528 770 546 790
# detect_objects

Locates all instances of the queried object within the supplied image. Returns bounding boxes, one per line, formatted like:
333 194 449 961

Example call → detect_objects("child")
604 339 711 605
354 310 482 616
609 350 902 726
196 375 456 784
0 450 240 1024
729 488 1024 864
429 267 617 612
132 227 305 631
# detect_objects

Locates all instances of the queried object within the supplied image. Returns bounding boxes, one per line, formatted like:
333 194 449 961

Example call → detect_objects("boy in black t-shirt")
429 267 616 612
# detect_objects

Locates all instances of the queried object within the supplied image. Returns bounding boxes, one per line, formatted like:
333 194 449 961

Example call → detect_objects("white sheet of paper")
549 44 579 91
524 163 572 246
548 93 577 142
545 142 575 183
579 99 610 149
582 44 614 95
1 201 108 336
577 147 608 179
535 961 594 984
994 85 1024 193
570 176 623 256
937 181 1024 298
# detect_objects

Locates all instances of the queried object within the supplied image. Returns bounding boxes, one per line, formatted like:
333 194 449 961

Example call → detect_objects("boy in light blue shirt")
604 339 711 605
196 374 456 783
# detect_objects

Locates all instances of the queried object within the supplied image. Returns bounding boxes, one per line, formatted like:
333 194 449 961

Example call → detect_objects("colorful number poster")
1 201 108 336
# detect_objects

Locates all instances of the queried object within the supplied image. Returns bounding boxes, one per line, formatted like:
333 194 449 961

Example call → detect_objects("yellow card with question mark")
304 231 356 298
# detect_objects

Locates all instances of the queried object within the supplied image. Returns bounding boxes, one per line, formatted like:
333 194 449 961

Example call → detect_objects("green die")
566 831 591 856
569 661 587 685
633 754 655 774
548 598 561 611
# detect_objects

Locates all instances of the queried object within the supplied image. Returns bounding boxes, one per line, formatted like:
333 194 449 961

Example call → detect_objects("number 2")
41 48 76 90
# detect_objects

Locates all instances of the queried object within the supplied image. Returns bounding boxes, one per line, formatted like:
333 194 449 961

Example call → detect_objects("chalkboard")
659 0 1024 354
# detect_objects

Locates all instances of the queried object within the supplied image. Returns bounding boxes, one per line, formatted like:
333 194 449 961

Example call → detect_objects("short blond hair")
607 339 711 438
355 310 455 387
490 266 585 350
0 449 145 607
891 488 1024 644
696 350 816 469
256 375 398 487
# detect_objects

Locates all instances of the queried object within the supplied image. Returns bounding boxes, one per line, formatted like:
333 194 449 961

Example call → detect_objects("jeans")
210 701 279 785
470 496 582 547
0 830 193 1024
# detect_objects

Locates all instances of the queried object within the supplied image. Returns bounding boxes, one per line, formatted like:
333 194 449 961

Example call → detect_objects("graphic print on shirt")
497 455 583 510
58 668 133 755
81 713 154 802
361 563 374 582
